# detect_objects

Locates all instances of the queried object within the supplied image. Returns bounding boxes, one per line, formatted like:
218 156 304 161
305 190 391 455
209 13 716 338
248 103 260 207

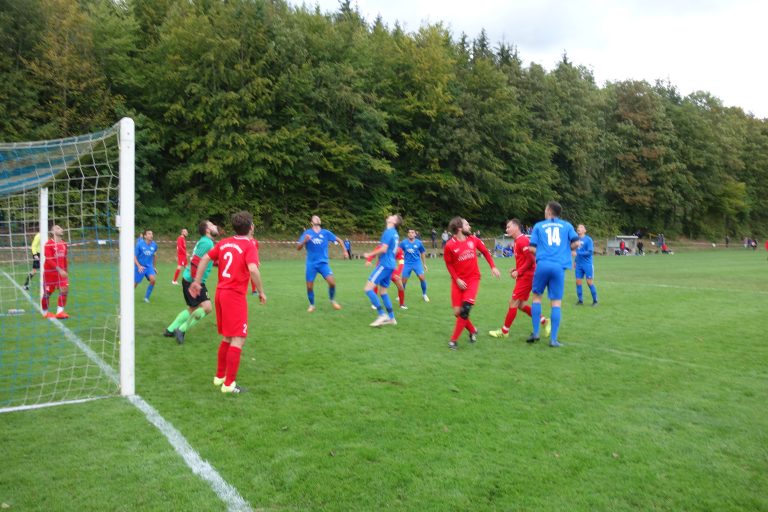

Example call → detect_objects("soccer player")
489 219 549 338
23 228 41 290
526 201 580 347
163 220 218 344
41 225 69 319
573 224 598 306
189 211 266 394
297 215 348 312
366 244 406 308
363 214 402 326
134 229 158 303
172 228 188 285
399 228 429 305
443 217 501 350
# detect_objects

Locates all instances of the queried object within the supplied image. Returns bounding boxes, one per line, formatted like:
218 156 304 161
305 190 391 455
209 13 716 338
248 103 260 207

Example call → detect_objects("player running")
363 214 402 327
297 215 348 312
443 217 501 350
164 220 218 344
573 224 598 306
172 228 188 285
190 211 266 395
41 225 69 319
489 219 550 338
526 201 580 347
134 229 158 303
399 228 429 306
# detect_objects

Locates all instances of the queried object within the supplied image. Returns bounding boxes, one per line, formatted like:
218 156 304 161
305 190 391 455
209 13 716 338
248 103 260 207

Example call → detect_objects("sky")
295 0 768 119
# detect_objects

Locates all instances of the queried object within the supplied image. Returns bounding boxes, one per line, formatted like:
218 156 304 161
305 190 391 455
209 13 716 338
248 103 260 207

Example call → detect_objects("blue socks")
380 294 394 318
550 306 561 341
588 284 598 303
307 289 315 306
420 279 427 295
145 284 154 300
329 286 336 301
531 302 542 336
576 284 583 302
366 290 383 315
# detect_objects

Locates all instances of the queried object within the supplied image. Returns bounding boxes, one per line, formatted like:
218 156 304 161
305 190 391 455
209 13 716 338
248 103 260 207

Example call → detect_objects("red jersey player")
172 228 188 285
366 245 406 308
443 217 501 350
488 219 549 338
42 224 69 319
190 211 266 394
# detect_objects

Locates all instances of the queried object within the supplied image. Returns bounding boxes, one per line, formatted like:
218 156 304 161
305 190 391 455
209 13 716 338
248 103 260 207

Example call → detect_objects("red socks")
58 292 67 308
216 341 229 379
224 346 242 387
520 305 532 316
503 307 518 331
173 268 181 282
451 317 466 341
398 289 405 307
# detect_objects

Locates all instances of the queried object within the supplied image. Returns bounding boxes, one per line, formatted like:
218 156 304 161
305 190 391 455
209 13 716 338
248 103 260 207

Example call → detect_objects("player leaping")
297 215 348 312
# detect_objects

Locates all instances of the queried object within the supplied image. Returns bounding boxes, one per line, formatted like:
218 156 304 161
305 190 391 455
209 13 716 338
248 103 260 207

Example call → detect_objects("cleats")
371 304 378 310
331 301 342 310
171 281 178 285
221 382 245 394
423 294 430 303
307 305 316 313
43 312 56 319
213 376 226 386
549 340 562 348
174 328 185 345
369 314 389 327
23 285 29 291
488 329 508 338
55 311 69 320
163 329 175 338
383 317 397 326
575 300 584 306
468 331 477 344
400 305 409 310
526 333 540 344
448 341 458 350
542 317 551 337
144 298 150 303
591 301 598 307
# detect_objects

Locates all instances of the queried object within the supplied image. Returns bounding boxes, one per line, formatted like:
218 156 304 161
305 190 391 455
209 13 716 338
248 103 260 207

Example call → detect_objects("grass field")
1 248 767 511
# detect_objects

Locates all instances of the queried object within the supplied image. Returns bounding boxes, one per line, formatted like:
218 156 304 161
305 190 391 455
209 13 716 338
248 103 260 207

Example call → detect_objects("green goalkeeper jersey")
182 235 215 283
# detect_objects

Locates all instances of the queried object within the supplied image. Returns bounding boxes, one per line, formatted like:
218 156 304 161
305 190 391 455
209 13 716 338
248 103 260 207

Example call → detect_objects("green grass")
1 249 767 511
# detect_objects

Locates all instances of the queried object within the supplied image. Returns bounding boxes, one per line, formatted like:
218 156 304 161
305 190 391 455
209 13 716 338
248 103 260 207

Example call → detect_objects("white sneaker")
384 318 397 326
423 294 430 303
400 305 409 310
307 305 316 312
171 281 178 285
371 304 378 310
369 314 389 327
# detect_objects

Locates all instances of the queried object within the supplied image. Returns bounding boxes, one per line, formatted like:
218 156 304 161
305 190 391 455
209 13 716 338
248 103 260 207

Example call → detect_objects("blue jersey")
299 228 339 264
378 227 400 269
529 218 578 269
135 239 158 268
575 235 594 267
399 239 425 264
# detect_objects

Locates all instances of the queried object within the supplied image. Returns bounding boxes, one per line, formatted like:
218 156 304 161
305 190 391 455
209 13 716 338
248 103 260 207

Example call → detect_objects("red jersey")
176 235 187 256
366 245 404 268
443 235 494 282
513 235 535 279
207 236 259 294
43 239 68 281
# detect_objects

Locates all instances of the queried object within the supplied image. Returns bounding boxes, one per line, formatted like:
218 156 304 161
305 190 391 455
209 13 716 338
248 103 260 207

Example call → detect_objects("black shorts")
32 253 40 269
182 278 210 308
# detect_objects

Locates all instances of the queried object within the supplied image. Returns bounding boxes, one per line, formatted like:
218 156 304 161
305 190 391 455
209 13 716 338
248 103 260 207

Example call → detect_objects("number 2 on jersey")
221 251 234 278
545 226 561 246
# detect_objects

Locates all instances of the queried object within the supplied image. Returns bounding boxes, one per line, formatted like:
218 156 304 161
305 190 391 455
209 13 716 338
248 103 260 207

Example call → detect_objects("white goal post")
0 118 134 412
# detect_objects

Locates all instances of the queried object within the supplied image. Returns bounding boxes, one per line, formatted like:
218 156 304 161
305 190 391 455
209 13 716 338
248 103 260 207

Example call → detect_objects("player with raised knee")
443 217 501 350
526 201 580 347
573 224 598 306
41 225 69 319
364 214 402 327
134 229 158 303
297 215 348 312
489 218 549 338
399 228 429 306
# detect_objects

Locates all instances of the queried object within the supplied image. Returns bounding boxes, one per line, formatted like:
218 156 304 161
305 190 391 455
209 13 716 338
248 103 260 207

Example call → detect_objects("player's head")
231 211 254 236
50 225 64 237
506 218 522 237
311 215 321 227
545 201 562 219
181 228 188 237
386 214 402 228
407 228 416 240
144 230 154 241
577 224 586 236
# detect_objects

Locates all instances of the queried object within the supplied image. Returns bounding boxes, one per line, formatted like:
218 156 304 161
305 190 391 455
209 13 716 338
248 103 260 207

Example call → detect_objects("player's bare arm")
363 243 388 261
248 263 266 304
189 253 212 298
134 256 144 274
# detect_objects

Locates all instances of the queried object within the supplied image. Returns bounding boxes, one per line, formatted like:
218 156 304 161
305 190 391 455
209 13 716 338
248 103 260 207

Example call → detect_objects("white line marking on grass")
0 271 253 512
601 281 768 295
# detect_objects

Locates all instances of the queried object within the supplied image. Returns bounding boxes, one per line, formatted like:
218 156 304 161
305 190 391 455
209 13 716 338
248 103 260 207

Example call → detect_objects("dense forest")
2 0 767 238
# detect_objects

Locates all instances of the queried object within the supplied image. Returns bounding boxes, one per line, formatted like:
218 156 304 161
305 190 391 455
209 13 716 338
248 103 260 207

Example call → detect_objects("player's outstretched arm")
297 234 311 251
248 263 266 304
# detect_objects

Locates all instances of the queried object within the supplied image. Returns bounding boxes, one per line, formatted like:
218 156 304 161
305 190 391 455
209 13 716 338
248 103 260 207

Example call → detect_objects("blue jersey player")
399 228 429 304
527 202 579 347
363 214 402 327
297 215 348 312
134 229 159 303
573 224 598 306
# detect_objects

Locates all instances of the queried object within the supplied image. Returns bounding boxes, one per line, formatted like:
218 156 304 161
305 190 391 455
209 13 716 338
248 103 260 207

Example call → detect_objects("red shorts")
177 253 187 266
512 277 533 301
451 279 480 307
215 289 248 338
44 273 68 293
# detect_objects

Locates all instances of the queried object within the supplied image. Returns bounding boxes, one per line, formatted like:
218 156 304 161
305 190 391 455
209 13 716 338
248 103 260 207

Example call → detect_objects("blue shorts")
402 261 425 279
368 265 395 288
134 265 156 284
305 261 333 282
574 263 594 280
531 262 566 300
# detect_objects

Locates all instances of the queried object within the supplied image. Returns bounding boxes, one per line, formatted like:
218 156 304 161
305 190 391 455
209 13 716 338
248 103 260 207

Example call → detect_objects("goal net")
0 118 134 412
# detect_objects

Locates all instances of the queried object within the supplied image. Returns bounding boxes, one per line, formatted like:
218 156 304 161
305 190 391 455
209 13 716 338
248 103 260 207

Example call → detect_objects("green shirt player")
163 220 219 344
